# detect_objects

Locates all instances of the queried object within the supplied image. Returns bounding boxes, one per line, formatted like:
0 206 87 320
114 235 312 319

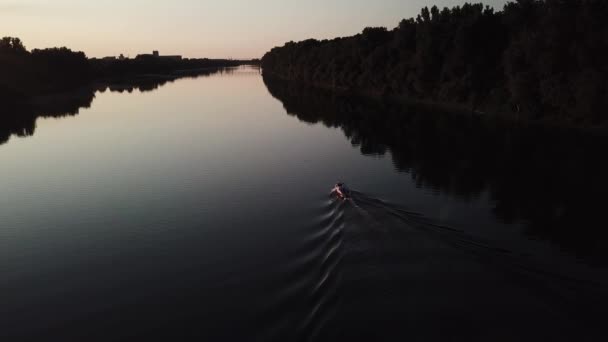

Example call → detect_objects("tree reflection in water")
264 75 608 266
0 67 234 145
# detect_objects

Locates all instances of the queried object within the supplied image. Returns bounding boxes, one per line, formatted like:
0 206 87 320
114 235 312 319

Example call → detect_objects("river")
2 66 607 341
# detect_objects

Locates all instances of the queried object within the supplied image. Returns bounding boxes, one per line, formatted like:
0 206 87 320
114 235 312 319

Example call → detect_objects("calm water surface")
2 66 607 341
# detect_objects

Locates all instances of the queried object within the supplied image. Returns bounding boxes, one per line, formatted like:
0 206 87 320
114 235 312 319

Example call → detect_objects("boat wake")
257 189 608 342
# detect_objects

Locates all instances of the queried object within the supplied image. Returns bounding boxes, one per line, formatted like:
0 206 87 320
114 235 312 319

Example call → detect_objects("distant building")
98 54 128 64
136 50 182 61
162 55 183 61
136 53 153 59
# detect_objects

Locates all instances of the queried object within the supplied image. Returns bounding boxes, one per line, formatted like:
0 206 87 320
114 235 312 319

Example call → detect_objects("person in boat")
331 182 350 199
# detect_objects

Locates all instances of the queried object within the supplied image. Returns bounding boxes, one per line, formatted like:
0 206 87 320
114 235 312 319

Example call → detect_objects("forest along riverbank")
261 1 608 129
0 36 258 107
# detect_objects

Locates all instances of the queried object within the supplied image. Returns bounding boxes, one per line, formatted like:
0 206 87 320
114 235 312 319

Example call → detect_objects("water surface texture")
2 67 607 341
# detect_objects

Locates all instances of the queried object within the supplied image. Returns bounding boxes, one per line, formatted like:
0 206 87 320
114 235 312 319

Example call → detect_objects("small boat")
331 182 350 200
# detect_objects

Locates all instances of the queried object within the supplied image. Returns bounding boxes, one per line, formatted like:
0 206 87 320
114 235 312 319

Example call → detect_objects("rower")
331 182 350 199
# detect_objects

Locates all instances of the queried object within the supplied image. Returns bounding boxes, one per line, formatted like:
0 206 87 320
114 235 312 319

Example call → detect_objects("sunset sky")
0 0 508 59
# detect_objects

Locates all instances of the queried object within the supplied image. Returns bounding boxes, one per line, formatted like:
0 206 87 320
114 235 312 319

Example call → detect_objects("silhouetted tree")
0 37 27 54
262 0 608 126
0 36 254 103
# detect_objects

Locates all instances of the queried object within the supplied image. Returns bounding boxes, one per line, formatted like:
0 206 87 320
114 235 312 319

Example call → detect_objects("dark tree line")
0 37 255 104
1 39 95 98
262 0 608 126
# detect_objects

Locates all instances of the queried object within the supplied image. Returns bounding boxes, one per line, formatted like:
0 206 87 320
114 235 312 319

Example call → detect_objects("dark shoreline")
262 71 608 137
261 1 608 130
7 64 258 106
1 36 259 108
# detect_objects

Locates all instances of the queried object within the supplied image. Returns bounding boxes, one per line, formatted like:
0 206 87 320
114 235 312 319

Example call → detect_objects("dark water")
2 66 607 341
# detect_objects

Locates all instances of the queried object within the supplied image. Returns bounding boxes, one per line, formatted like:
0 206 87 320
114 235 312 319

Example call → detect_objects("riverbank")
0 36 258 106
262 71 608 137
261 1 608 129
